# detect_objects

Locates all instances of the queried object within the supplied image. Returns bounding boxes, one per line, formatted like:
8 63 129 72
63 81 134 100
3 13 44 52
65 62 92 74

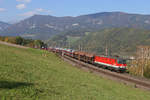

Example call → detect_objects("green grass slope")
0 44 150 99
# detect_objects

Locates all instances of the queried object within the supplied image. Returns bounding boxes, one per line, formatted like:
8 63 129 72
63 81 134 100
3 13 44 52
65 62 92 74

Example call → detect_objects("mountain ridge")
1 12 150 40
0 21 10 31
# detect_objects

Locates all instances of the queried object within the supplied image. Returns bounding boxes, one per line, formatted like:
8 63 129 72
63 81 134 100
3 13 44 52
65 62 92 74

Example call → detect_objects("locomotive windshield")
117 59 126 64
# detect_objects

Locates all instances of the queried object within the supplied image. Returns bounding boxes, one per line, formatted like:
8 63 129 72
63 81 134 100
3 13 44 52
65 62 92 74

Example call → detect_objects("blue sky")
0 0 150 22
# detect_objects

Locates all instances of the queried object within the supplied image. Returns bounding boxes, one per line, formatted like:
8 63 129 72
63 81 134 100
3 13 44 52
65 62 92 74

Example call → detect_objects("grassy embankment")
0 43 150 100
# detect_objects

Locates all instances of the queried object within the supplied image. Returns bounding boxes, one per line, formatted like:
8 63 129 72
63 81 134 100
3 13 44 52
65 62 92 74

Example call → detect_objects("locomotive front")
116 58 127 71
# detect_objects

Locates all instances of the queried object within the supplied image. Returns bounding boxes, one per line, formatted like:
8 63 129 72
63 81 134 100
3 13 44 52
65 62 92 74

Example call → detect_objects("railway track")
62 55 150 91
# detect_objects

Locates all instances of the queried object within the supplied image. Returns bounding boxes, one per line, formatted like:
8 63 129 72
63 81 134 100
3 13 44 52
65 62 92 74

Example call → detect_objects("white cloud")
0 8 6 12
16 4 26 9
20 11 36 17
16 0 31 3
20 8 51 17
36 8 44 12
36 8 51 13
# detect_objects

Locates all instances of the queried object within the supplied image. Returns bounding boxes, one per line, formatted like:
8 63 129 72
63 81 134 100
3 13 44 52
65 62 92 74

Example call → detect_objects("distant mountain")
1 12 150 40
0 21 10 31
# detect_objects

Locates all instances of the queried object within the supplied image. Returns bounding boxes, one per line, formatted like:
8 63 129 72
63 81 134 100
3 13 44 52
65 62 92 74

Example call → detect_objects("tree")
15 36 24 45
33 40 44 48
4 37 9 42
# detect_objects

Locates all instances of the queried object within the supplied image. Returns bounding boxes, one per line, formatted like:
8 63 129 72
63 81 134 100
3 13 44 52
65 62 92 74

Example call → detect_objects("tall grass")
128 58 150 78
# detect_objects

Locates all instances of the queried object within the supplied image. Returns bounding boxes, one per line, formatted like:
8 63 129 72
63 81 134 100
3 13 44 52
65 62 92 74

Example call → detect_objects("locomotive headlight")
120 66 125 68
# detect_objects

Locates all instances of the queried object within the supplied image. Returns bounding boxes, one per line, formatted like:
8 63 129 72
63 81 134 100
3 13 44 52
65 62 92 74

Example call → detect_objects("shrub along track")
61 55 150 91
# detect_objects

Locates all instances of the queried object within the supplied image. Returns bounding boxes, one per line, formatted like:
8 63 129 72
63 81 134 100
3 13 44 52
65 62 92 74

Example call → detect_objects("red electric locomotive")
94 56 126 72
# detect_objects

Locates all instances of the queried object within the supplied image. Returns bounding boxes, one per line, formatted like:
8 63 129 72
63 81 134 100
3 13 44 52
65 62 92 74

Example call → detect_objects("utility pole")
78 44 82 51
105 44 108 56
68 42 70 49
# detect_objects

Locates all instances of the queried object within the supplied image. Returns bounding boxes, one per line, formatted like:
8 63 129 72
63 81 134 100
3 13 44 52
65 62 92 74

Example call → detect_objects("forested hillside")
48 28 150 56
73 28 150 56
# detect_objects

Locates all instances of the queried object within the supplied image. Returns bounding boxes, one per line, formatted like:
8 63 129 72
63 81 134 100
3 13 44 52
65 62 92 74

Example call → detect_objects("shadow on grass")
0 81 34 89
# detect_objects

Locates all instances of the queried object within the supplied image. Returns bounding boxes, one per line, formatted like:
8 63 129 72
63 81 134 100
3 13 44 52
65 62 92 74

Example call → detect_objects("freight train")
49 47 127 72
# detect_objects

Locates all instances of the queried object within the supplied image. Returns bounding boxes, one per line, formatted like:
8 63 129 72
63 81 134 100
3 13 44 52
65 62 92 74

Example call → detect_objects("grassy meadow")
0 43 150 100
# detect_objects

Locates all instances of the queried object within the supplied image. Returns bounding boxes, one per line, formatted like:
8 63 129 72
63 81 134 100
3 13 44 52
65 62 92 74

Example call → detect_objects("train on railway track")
47 47 127 72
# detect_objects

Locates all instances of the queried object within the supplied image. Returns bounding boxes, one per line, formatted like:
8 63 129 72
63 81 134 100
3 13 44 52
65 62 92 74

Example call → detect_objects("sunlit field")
0 44 150 100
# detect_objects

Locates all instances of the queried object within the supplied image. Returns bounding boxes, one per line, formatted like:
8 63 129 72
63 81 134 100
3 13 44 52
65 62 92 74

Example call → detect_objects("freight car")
62 49 74 57
73 51 95 64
